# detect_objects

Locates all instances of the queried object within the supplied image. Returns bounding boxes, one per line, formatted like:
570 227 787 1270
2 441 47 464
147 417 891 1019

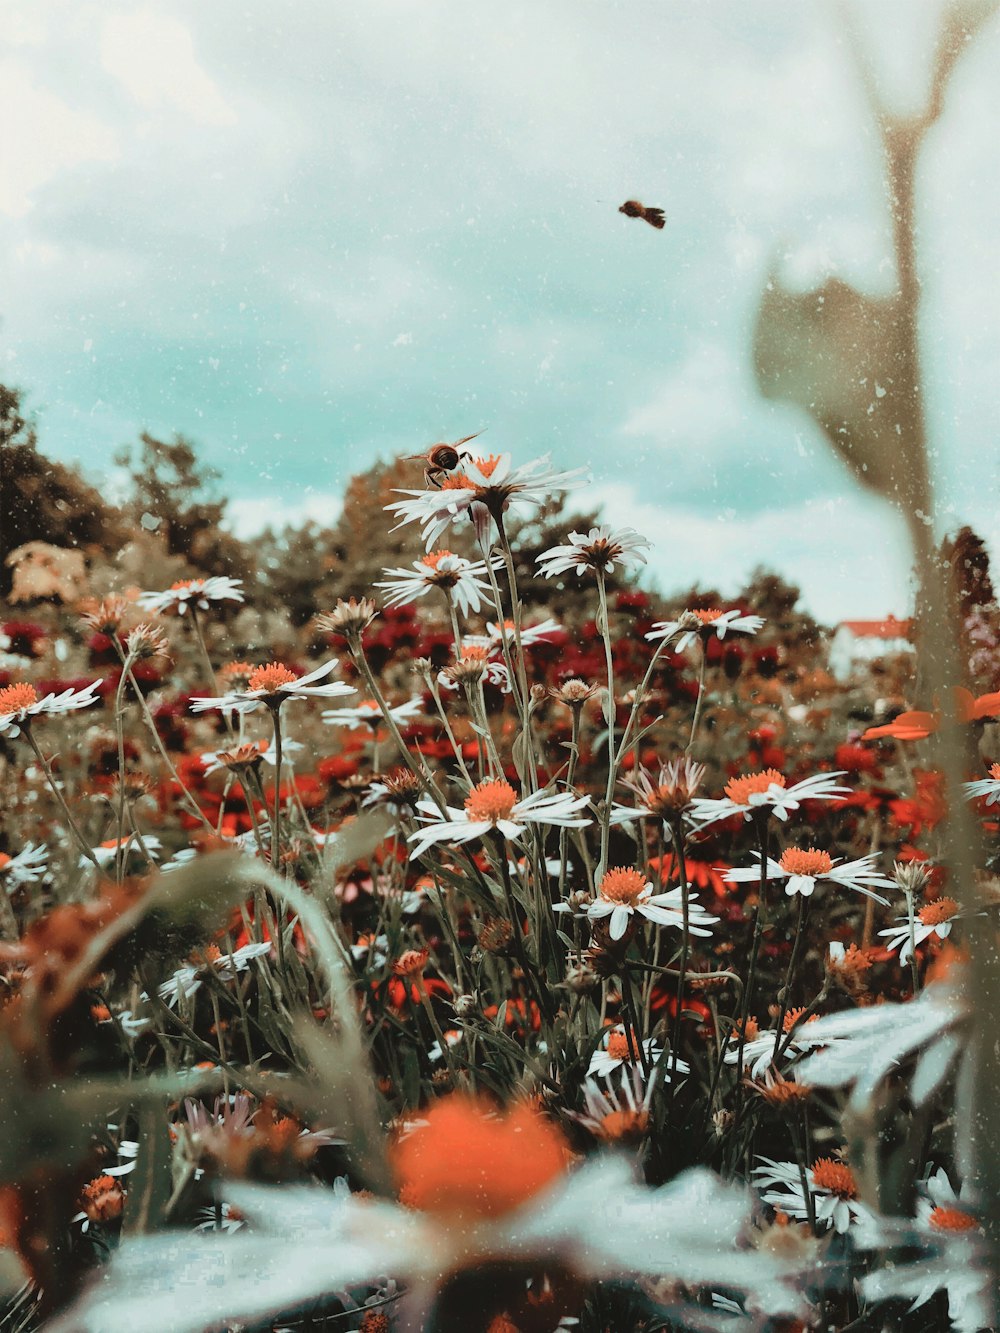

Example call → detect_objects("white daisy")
0 841 49 889
200 737 304 777
753 1155 871 1234
724 847 892 903
878 896 961 964
724 1019 829 1080
191 660 355 715
153 942 272 1007
375 550 501 616
645 607 766 654
586 1025 682 1080
386 451 587 548
580 866 718 942
0 679 103 738
963 762 1000 805
407 779 590 860
322 697 424 730
480 617 563 649
536 525 651 579
688 769 851 827
137 576 244 616
84 834 163 870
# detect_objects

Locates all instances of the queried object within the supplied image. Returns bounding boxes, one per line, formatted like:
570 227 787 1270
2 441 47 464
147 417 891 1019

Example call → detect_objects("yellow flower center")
779 848 833 877
0 682 38 713
464 780 518 823
248 663 298 693
918 897 959 926
598 867 647 905
724 769 786 806
811 1158 857 1198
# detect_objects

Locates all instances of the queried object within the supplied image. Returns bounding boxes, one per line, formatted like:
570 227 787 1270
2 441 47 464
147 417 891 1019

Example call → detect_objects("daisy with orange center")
964 762 1000 806
918 1167 979 1235
536 524 651 578
754 1155 868 1234
0 678 103 738
724 844 893 902
137 575 244 616
322 695 424 730
407 779 590 860
190 658 355 715
689 768 851 827
614 758 707 824
581 865 718 942
388 451 586 549
376 549 501 615
0 841 48 887
879 896 961 964
572 1065 660 1143
587 1024 681 1080
645 607 766 653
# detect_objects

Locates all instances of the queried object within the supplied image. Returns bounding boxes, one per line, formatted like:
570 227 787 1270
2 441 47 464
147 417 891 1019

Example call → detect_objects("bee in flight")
618 200 666 230
406 433 482 489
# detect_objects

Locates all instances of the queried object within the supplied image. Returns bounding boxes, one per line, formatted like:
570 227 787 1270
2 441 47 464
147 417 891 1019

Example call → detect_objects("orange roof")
838 617 912 639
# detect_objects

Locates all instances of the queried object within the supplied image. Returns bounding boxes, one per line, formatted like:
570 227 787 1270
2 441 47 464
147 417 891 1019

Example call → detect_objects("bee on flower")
688 768 851 827
724 847 893 903
137 576 244 616
408 779 590 859
387 450 587 547
567 866 718 942
879 897 962 964
645 607 766 653
753 1155 872 1234
191 660 355 715
375 550 502 616
0 679 103 738
535 525 651 578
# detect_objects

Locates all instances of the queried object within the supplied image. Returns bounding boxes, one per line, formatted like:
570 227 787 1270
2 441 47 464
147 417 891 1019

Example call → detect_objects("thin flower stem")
905 888 921 996
595 569 617 881
669 819 691 1086
620 965 651 1079
113 657 134 882
24 727 101 869
772 892 808 1060
267 705 284 871
686 642 708 754
733 816 770 1109
496 835 553 1023
423 670 472 785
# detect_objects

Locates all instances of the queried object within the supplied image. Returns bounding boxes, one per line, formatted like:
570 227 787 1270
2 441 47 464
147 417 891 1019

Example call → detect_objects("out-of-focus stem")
24 727 100 869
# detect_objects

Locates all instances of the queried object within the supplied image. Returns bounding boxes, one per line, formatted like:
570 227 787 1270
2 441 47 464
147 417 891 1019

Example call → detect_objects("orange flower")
392 1095 570 1220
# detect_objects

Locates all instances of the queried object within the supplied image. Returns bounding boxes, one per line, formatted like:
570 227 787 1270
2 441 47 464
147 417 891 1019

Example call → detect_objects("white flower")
84 834 162 870
646 608 765 653
586 1025 682 1080
0 679 103 738
688 770 851 828
879 897 961 964
724 1021 829 1080
375 551 501 616
793 984 967 1112
724 848 892 903
407 779 590 860
195 1202 246 1234
153 942 272 1007
580 867 718 942
753 1156 872 1234
191 660 355 716
0 841 48 889
480 617 563 649
428 1029 463 1063
52 1157 796 1333
322 697 424 730
200 737 304 776
964 762 1000 805
137 576 244 616
536 525 651 578
386 451 587 548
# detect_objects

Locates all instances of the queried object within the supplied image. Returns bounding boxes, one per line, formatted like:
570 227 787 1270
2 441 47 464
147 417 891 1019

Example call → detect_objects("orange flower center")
464 780 518 824
930 1205 978 1232
0 853 10 871
0 683 38 713
598 867 647 905
724 769 786 806
170 579 196 590
811 1158 857 1199
248 663 298 693
393 948 429 977
918 897 959 926
691 608 723 624
392 1095 569 1220
783 1006 817 1033
423 550 454 569
595 1109 650 1141
779 848 833 877
989 763 1000 781
605 1030 635 1061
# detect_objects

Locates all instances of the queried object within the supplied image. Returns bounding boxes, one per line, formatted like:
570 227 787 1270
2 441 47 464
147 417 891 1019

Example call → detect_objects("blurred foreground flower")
53 1095 798 1333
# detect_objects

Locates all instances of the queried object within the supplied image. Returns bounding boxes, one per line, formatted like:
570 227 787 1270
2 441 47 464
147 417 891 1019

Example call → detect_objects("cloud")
100 9 236 126
0 62 119 217
224 491 344 537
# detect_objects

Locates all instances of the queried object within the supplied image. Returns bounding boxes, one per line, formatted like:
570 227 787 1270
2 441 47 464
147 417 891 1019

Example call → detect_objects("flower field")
3 435 999 1332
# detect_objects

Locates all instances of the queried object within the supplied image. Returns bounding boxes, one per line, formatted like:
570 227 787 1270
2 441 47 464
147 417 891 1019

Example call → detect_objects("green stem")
24 727 100 869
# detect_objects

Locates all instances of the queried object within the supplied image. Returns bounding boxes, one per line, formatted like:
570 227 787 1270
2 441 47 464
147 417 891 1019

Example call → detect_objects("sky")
3 0 1000 622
